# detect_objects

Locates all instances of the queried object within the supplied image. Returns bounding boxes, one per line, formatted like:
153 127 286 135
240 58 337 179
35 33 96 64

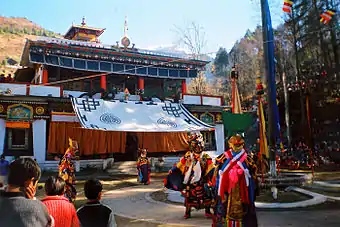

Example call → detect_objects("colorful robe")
59 145 77 203
165 151 215 211
137 156 151 184
212 149 258 227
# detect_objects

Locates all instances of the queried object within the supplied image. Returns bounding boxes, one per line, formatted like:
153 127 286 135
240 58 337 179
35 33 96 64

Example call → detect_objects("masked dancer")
59 138 78 203
212 134 258 227
164 132 214 219
137 148 151 185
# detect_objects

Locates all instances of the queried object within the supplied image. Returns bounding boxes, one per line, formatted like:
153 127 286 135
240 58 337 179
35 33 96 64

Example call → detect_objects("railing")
35 36 192 59
0 82 62 97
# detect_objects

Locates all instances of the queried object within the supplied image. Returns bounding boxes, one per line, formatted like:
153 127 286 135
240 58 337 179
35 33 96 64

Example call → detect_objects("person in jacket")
0 157 54 227
42 176 80 227
0 154 9 188
77 179 116 227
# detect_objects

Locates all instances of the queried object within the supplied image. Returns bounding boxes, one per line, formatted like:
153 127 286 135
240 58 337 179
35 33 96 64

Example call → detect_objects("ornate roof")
64 18 105 40
19 36 209 79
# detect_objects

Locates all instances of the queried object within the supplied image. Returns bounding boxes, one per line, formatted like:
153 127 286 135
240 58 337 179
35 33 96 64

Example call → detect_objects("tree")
213 47 229 77
174 22 209 95
173 22 207 60
188 73 208 94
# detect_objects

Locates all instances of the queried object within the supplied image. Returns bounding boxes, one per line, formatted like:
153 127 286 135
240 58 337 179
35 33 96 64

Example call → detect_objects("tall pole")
282 72 291 146
281 42 291 146
260 0 280 176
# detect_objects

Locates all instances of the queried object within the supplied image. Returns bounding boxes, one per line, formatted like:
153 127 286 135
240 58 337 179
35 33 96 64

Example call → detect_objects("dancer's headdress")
188 132 204 153
228 134 245 152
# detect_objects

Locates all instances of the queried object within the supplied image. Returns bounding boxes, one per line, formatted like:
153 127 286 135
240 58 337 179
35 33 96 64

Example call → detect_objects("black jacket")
77 201 116 227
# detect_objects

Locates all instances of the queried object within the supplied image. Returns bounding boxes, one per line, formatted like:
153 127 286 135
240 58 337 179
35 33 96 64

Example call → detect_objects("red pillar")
100 74 107 91
181 79 187 95
42 69 48 84
138 77 144 90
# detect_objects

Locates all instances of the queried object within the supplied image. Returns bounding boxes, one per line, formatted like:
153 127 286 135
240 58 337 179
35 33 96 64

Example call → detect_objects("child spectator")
77 179 116 227
42 176 80 227
0 157 54 227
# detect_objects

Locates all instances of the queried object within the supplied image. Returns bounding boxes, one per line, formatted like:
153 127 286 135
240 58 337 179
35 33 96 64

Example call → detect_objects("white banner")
71 98 214 132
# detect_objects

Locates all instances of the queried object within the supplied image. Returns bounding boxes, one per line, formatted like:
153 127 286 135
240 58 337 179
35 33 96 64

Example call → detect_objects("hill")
0 16 60 69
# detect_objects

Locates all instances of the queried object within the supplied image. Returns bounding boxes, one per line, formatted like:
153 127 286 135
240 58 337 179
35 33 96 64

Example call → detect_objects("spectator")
42 176 80 227
0 157 54 227
0 154 9 188
77 179 116 227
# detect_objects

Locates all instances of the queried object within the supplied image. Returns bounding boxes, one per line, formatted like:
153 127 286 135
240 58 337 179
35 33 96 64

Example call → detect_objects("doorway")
113 132 138 161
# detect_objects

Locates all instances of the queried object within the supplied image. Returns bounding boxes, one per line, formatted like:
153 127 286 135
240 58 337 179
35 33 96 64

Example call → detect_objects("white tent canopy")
71 98 214 132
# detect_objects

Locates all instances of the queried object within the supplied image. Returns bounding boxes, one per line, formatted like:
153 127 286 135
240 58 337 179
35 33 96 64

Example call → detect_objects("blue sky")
1 0 284 55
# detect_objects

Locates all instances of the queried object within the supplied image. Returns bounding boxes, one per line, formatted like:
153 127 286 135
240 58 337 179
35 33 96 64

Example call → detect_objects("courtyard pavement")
102 179 340 227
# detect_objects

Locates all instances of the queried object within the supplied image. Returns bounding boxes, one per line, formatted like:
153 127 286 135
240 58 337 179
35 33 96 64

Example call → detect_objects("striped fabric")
282 0 294 13
320 10 336 24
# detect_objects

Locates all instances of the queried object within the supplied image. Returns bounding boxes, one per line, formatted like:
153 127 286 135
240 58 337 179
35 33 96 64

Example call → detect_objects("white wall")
0 119 6 154
0 84 26 95
214 124 225 156
32 119 47 163
183 95 201 105
202 96 222 106
30 85 61 97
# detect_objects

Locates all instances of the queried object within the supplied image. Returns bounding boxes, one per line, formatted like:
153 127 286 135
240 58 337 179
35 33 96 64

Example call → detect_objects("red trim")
181 80 187 97
231 79 236 113
42 69 48 84
100 74 107 91
26 84 30 95
59 85 64 97
138 77 145 90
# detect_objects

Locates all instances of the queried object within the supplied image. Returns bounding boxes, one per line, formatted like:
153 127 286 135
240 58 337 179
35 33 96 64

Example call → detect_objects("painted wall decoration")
216 113 222 123
36 107 45 115
190 112 223 125
200 112 215 125
7 104 33 121
0 100 50 119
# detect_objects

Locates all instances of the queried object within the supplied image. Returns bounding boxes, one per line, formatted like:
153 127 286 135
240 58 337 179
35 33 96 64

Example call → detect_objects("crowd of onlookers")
0 74 14 83
0 157 117 227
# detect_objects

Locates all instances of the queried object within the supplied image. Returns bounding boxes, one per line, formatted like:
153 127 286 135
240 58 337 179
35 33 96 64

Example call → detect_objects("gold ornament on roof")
36 106 45 115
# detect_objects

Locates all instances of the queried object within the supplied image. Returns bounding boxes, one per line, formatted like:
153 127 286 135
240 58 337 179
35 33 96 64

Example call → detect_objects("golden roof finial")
81 17 86 26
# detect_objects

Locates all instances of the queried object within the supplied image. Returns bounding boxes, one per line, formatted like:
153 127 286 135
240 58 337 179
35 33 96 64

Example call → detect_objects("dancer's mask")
228 134 245 152
188 132 204 154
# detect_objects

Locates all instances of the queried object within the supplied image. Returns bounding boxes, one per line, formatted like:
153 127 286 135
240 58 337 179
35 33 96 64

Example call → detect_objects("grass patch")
150 190 183 206
256 189 311 203
301 186 340 197
151 189 311 205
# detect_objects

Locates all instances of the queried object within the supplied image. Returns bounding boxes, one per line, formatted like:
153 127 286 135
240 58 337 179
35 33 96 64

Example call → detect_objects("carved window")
8 128 29 150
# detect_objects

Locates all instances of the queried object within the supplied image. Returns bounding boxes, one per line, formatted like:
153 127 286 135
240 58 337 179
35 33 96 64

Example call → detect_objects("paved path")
103 180 340 227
